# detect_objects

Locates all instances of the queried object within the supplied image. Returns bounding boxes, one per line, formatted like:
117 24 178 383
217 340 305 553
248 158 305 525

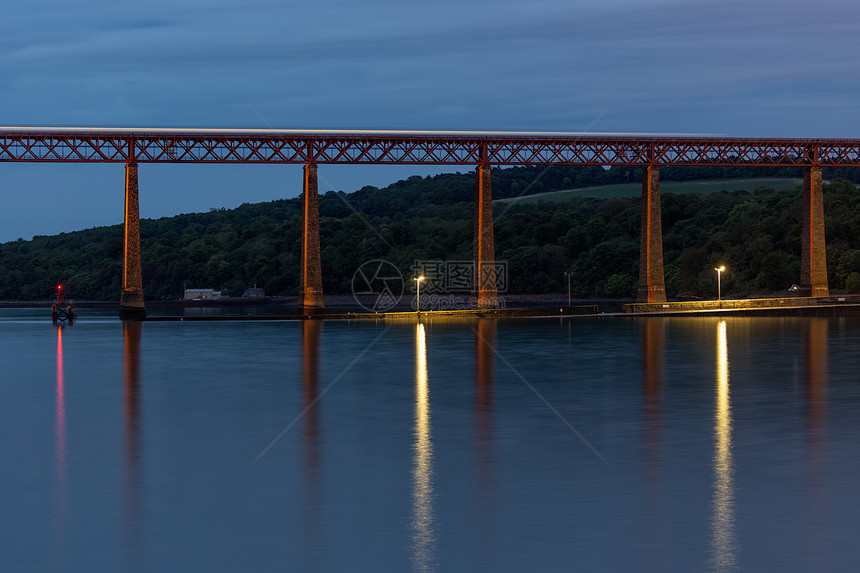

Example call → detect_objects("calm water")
2 309 860 572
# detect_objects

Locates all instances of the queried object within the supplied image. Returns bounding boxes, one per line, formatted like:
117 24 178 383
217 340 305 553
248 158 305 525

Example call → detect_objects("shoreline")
0 291 829 309
0 294 622 309
5 294 860 321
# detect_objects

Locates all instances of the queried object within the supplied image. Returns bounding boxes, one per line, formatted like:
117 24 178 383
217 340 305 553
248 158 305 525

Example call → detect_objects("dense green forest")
1 164 859 301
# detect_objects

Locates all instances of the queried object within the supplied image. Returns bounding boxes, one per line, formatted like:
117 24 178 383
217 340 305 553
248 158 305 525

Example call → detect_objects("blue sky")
1 0 859 241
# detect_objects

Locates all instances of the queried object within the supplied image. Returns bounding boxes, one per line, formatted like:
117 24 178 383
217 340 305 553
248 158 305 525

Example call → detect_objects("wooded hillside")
1 165 859 300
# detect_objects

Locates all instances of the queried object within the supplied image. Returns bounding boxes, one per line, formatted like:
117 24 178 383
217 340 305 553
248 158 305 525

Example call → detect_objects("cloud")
4 0 859 132
1 0 859 239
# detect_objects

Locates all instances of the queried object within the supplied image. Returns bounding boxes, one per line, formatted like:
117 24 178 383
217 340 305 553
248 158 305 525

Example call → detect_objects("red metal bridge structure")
2 128 852 317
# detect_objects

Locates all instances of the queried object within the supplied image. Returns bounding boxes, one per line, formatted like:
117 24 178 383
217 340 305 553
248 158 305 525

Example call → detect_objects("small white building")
184 289 222 301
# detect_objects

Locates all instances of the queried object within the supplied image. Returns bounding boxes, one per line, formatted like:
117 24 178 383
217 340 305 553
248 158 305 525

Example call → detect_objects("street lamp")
564 271 573 307
414 276 425 312
715 266 726 301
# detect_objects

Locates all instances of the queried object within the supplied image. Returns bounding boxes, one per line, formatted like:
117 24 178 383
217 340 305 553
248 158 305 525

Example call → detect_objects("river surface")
2 309 859 572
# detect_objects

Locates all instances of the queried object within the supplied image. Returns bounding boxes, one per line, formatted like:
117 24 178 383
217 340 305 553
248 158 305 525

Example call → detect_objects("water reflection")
475 320 495 471
123 321 143 569
301 320 322 563
411 323 436 572
804 318 828 535
640 319 664 483
474 319 496 570
55 327 67 511
710 320 736 571
302 320 321 475
805 318 828 438
54 326 67 564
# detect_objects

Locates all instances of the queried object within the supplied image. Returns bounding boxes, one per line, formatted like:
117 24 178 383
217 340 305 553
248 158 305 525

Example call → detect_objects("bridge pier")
800 166 829 297
120 163 145 320
473 164 498 308
637 165 666 303
299 163 325 311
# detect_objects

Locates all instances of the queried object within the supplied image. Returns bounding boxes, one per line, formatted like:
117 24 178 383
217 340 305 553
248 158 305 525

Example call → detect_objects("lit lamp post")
564 271 573 307
414 275 425 312
715 266 726 301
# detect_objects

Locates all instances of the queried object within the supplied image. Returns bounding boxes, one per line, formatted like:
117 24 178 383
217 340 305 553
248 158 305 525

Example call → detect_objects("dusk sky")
2 0 859 241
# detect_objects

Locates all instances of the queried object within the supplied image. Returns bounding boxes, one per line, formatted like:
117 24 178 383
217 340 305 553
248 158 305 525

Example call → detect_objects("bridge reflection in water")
123 321 143 570
805 318 828 454
640 319 664 487
411 323 436 572
301 320 322 565
474 319 497 570
48 314 844 568
475 320 495 455
804 318 829 556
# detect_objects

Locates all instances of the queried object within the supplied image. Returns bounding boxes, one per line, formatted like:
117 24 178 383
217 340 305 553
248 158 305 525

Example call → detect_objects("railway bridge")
2 128 854 317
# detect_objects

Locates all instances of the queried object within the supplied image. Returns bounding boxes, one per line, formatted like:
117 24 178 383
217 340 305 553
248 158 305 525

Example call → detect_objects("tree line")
0 165 859 300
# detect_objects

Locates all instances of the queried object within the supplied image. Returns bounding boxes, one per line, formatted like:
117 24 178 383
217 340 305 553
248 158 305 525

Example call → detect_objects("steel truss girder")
1 131 860 167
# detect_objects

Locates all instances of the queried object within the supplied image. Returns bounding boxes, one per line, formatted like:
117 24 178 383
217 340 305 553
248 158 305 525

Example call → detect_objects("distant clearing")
496 177 804 204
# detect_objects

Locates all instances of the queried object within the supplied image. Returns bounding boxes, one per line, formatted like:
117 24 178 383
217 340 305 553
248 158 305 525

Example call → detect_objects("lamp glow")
715 266 726 301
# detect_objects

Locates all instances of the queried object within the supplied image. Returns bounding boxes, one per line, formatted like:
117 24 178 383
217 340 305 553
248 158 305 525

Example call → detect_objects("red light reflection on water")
54 326 68 566
55 327 66 512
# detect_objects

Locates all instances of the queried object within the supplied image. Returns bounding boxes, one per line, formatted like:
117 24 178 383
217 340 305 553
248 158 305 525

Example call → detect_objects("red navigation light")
57 285 62 290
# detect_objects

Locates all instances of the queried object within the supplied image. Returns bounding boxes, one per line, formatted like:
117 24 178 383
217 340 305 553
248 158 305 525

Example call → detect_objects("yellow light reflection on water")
711 320 736 571
411 323 436 571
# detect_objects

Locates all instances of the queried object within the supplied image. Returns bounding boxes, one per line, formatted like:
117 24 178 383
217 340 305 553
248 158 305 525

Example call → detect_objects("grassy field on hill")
496 177 804 203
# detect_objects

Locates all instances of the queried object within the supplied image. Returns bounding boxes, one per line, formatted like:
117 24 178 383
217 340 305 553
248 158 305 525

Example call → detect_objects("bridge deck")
2 128 860 166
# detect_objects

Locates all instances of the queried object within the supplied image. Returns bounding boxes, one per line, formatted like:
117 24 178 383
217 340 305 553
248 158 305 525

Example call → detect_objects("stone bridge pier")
299 163 325 311
473 164 498 308
801 166 828 297
120 162 145 320
637 165 666 303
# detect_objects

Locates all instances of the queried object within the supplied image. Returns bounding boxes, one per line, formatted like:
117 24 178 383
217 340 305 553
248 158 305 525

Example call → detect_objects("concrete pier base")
119 290 146 320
